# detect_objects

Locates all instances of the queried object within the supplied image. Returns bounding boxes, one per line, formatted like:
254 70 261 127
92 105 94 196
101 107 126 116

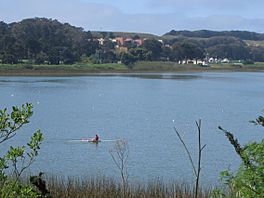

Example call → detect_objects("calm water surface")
0 72 263 185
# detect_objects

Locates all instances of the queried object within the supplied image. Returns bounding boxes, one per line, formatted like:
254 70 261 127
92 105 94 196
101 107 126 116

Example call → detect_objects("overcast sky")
0 0 264 35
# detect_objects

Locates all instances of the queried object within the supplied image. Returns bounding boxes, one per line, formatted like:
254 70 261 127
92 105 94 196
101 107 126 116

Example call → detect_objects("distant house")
113 37 145 48
134 39 144 46
115 37 125 46
179 59 208 66
209 57 214 63
124 38 133 46
164 44 172 48
221 58 230 63
187 59 194 64
124 38 133 42
110 38 117 43
196 60 204 65
98 38 105 45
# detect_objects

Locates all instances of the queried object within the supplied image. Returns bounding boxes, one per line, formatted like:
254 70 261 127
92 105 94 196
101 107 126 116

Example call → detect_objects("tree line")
1 18 264 66
0 18 98 64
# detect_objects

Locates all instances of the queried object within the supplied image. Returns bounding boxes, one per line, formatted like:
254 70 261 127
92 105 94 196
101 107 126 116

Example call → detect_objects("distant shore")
0 61 264 76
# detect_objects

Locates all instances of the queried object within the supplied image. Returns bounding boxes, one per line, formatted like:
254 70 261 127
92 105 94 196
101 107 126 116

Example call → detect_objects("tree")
0 22 8 57
118 52 136 68
0 103 44 198
142 39 162 60
100 31 107 39
160 46 173 61
0 34 20 64
250 46 264 62
172 40 205 61
1 18 99 64
100 50 117 63
204 36 243 48
101 39 115 51
132 34 140 40
129 47 149 61
207 43 251 60
109 32 115 39
110 140 129 198
35 51 48 64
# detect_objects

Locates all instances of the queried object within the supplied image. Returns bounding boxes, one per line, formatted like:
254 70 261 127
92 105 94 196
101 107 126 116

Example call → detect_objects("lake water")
0 72 263 186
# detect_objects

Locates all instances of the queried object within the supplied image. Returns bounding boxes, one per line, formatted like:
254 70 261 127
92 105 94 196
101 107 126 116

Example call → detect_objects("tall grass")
45 176 211 198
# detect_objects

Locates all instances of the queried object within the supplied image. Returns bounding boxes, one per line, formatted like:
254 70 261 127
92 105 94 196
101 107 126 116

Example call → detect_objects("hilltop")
163 30 264 40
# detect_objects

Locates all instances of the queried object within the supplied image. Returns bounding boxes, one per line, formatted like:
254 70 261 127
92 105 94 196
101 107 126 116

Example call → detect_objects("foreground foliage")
216 115 264 198
1 103 263 197
0 103 44 198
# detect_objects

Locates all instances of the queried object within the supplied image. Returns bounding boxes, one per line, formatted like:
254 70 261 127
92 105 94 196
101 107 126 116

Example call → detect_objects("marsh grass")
44 176 211 198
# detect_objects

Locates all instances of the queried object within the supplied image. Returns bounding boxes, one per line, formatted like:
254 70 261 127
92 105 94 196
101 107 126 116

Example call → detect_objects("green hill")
163 30 264 41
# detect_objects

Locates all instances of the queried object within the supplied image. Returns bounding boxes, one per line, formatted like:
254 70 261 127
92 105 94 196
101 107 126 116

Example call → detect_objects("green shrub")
1 181 38 198
0 103 44 198
217 115 264 198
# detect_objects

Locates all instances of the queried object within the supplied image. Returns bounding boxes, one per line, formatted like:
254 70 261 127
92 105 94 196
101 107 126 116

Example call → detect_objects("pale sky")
0 0 264 35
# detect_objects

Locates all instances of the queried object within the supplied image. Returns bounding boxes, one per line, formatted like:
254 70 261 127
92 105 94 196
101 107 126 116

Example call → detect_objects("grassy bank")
44 176 211 198
0 63 127 76
1 61 264 76
133 61 264 72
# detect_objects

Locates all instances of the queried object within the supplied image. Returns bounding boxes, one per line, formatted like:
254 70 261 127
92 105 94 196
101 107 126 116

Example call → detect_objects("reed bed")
45 176 211 198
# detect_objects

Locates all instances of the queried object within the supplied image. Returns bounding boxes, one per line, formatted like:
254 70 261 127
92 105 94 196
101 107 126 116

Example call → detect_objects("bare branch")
174 127 197 177
201 144 206 151
174 119 206 198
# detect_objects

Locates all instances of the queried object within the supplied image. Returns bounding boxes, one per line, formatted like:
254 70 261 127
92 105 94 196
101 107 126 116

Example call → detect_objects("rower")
92 134 99 142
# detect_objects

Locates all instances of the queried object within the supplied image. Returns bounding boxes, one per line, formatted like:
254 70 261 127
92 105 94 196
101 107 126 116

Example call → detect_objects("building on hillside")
110 38 117 43
113 37 145 47
134 39 144 46
221 58 230 63
164 44 172 48
123 38 133 46
196 60 203 65
209 57 218 63
98 38 105 45
124 38 133 42
115 37 125 46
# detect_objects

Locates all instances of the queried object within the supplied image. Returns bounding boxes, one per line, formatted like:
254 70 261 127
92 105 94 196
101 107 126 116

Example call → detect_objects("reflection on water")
0 73 240 84
122 73 200 80
0 74 201 87
0 78 77 84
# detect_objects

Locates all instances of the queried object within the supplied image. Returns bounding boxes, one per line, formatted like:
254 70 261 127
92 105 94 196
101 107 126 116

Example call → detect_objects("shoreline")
0 64 264 76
